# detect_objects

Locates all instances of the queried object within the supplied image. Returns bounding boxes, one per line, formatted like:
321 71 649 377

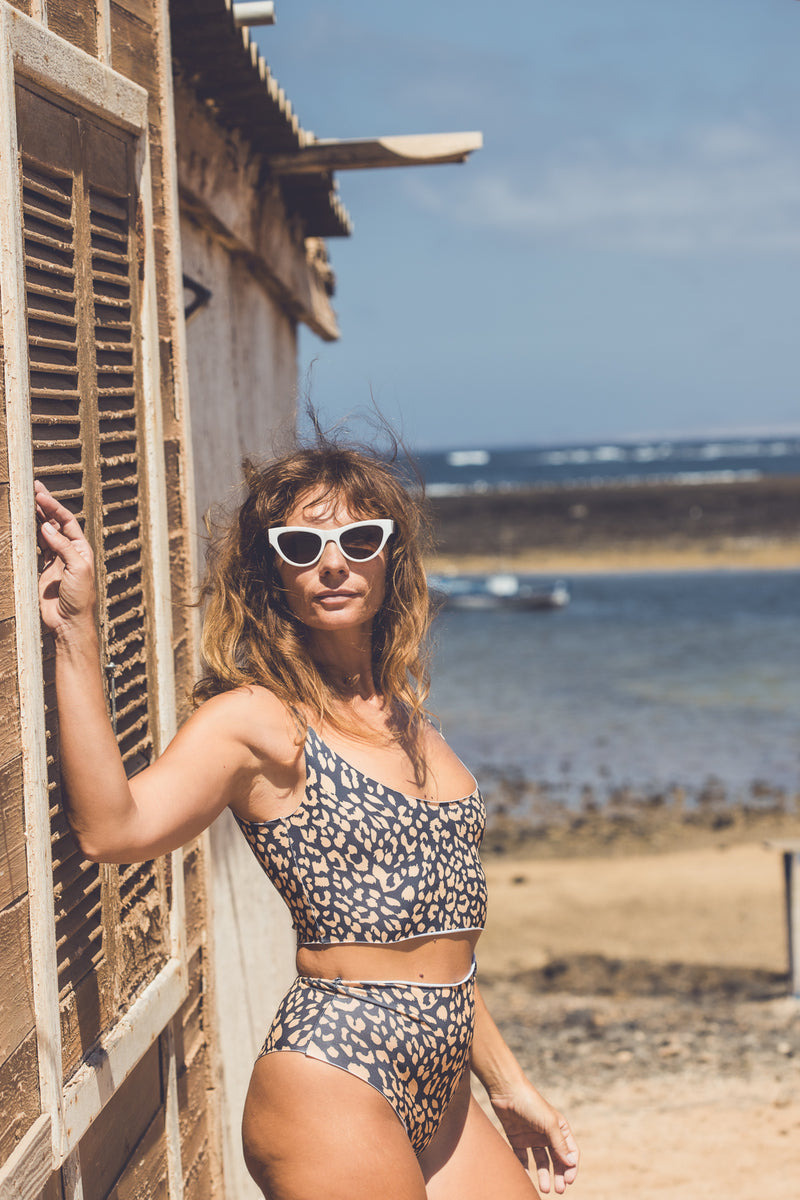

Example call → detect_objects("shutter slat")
27 311 79 330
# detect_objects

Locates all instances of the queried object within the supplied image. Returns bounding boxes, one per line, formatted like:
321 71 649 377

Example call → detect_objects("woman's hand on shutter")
35 480 97 635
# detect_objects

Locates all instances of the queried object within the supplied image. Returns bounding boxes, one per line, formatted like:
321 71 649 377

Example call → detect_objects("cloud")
405 122 800 254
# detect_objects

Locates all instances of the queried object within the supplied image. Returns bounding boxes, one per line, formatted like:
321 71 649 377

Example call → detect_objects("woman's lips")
315 590 358 601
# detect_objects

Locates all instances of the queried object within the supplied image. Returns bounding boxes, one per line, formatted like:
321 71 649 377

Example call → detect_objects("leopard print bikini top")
234 726 488 947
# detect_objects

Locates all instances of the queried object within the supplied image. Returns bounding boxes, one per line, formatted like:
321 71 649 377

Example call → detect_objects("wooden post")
766 840 800 999
785 847 800 999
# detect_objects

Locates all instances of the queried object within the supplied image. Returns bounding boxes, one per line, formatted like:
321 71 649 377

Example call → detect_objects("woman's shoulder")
419 720 477 796
188 684 304 768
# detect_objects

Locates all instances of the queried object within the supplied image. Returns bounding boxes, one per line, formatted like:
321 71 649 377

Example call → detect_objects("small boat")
429 573 570 612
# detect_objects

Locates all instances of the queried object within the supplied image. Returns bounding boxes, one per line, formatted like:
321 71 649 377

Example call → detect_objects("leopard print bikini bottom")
259 960 477 1154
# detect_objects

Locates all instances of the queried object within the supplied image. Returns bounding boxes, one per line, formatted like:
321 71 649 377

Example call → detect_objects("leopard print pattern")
261 965 477 1154
234 727 488 946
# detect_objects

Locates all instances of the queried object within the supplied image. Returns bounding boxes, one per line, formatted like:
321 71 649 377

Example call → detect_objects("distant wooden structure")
765 840 800 998
0 2 481 1198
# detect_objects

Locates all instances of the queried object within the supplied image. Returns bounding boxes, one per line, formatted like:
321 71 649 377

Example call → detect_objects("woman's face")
274 492 390 635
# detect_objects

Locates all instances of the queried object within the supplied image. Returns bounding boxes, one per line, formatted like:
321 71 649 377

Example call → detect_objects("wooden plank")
0 757 27 908
116 861 169 1009
109 0 155 29
0 895 35 1060
176 1039 210 1179
0 1114 52 1200
135 127 189 979
268 131 483 175
37 1166 64 1200
765 840 800 997
0 350 8 485
106 1113 169 1200
181 844 205 955
176 950 204 1064
0 618 22 766
76 1042 160 1200
60 958 186 1157
0 1030 40 1166
108 4 157 97
161 1024 184 1200
0 11 65 1144
61 1150 84 1200
182 1146 213 1200
7 8 148 134
784 849 800 998
96 0 112 67
15 82 77 174
44 0 98 59
0 487 13 621
59 965 107 1083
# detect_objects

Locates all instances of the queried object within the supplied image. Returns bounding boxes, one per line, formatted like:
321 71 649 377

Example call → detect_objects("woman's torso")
230 692 485 985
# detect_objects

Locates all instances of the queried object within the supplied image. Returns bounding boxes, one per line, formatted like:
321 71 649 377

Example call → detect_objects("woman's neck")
308 628 377 699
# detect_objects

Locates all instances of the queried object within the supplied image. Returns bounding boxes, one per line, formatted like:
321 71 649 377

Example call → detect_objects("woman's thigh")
420 1074 540 1200
242 1050 427 1200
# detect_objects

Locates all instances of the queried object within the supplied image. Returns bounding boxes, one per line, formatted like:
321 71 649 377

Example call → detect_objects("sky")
255 1 800 451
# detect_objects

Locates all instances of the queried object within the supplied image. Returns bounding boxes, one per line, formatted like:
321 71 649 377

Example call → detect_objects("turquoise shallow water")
428 570 800 809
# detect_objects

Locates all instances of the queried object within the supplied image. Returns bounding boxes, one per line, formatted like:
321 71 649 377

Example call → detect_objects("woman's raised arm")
34 481 276 863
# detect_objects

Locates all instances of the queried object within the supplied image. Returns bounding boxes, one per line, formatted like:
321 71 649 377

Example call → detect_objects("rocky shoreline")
479 962 797 1102
479 805 799 1094
479 775 799 858
427 474 800 572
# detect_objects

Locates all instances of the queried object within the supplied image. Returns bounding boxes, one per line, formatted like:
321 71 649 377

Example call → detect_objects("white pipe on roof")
232 1 276 27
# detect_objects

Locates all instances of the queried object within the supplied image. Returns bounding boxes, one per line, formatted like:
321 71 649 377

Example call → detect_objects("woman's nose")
318 538 348 573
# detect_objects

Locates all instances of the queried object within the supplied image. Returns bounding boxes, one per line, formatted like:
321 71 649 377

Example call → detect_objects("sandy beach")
475 821 799 1199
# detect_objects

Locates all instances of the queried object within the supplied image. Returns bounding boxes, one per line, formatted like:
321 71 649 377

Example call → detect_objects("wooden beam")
60 958 187 1158
0 1115 52 1200
269 131 483 175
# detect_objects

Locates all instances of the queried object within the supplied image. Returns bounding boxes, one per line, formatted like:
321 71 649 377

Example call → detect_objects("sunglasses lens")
276 530 323 565
339 524 385 560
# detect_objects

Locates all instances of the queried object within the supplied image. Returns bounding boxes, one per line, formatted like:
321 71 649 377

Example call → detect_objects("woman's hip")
255 962 478 1155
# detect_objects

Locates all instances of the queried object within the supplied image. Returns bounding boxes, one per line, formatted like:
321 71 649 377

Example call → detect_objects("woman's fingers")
34 480 88 545
531 1146 553 1192
34 482 96 630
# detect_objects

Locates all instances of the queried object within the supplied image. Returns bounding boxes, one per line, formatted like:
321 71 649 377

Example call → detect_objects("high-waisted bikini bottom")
259 960 477 1155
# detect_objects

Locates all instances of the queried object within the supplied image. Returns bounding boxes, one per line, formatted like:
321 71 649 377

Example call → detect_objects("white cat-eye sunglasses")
268 519 395 567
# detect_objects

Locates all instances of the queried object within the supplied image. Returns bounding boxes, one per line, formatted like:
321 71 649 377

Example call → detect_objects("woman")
35 439 579 1200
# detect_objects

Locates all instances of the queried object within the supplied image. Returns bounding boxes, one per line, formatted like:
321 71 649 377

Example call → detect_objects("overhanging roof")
268 132 483 175
169 1 482 240
169 0 352 237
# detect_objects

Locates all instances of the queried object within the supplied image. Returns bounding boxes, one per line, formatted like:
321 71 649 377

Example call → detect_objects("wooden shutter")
16 83 168 1080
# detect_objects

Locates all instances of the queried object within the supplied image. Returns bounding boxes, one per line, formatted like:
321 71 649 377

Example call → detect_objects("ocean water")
428 571 800 812
412 434 800 494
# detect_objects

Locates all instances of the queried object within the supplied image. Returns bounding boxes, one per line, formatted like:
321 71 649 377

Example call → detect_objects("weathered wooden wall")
0 0 222 1196
2 0 345 1194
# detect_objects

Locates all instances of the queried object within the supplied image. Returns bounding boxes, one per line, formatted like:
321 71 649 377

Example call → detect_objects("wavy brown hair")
193 439 434 784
